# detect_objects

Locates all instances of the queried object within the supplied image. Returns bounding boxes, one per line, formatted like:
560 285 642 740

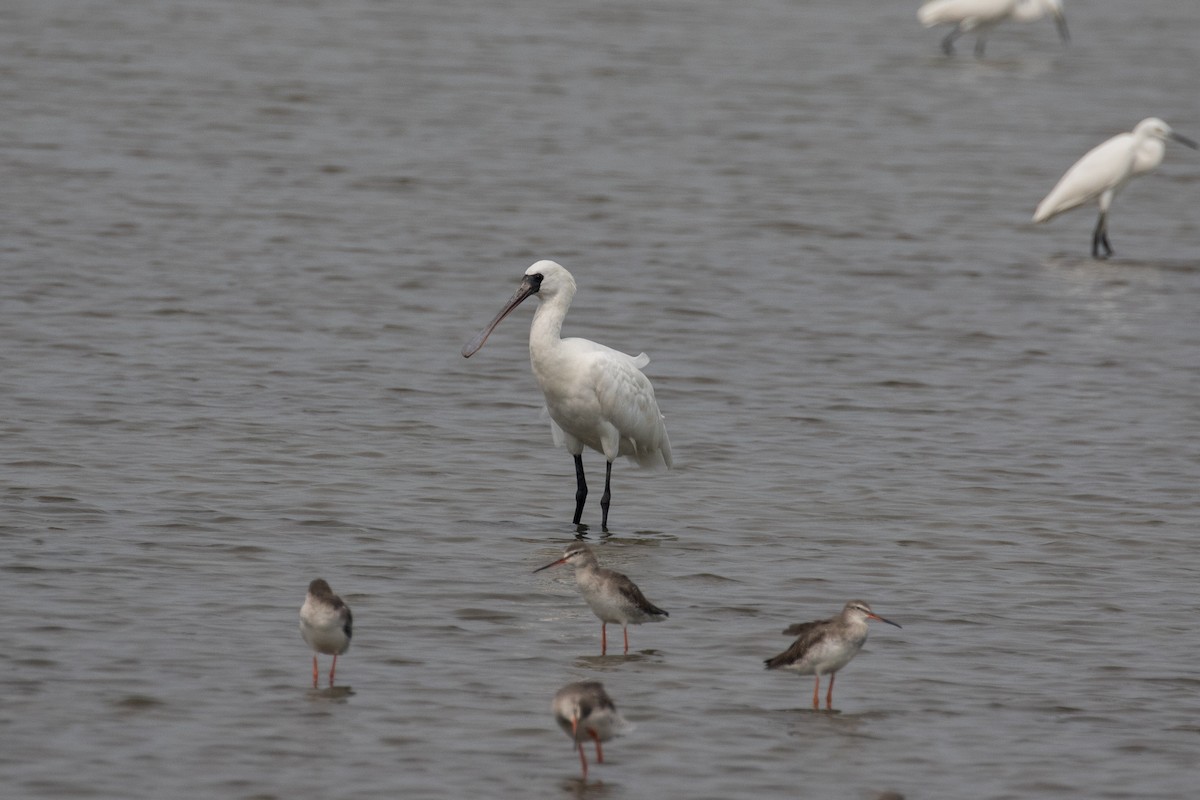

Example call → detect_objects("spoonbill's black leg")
600 461 612 531
572 454 588 525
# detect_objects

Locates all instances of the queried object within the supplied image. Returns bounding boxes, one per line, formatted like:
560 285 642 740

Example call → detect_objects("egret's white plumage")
1033 117 1198 259
463 261 671 530
918 0 1068 57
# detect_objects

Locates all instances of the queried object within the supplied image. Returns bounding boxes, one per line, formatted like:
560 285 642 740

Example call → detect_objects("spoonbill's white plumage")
918 0 1068 57
1033 117 1198 259
462 261 671 531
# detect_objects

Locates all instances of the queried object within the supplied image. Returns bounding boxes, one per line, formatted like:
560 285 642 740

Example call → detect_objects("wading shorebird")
764 600 900 710
535 541 668 655
1033 117 1197 259
552 680 633 779
462 260 672 531
299 578 353 688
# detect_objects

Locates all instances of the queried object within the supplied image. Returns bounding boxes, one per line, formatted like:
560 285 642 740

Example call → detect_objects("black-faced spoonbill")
299 578 353 688
765 600 901 710
552 680 633 779
462 261 672 531
1033 117 1197 259
918 0 1068 57
534 541 669 655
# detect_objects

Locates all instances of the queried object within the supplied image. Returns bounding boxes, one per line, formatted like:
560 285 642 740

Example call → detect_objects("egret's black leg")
600 461 612 532
1092 211 1112 260
974 34 987 58
572 454 587 525
941 25 962 56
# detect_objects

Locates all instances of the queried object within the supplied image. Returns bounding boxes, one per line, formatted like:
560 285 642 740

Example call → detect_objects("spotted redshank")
552 680 633 779
764 600 900 709
299 578 353 688
534 542 668 655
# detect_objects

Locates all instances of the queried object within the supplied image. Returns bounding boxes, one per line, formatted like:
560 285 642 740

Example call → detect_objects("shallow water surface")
2 0 1199 798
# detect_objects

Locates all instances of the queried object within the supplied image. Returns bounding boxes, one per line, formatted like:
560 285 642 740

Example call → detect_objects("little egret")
462 261 672 531
918 0 1068 57
1033 117 1197 259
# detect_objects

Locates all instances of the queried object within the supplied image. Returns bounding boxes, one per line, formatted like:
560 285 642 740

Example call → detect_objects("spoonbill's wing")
587 349 672 468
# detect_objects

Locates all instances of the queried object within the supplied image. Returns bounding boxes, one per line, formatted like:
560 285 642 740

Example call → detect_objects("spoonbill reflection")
1033 117 1197 259
462 261 672 531
918 0 1068 57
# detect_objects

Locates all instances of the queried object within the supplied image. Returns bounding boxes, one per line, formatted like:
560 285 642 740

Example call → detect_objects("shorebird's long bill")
461 275 540 358
868 613 902 629
533 556 568 573
1169 131 1199 150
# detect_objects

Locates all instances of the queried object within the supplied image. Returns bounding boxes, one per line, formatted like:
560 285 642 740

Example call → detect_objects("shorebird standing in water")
764 600 900 710
552 680 633 779
534 542 668 655
299 578 353 688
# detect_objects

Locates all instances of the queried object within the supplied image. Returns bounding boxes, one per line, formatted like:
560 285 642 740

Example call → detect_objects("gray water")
3 0 1199 797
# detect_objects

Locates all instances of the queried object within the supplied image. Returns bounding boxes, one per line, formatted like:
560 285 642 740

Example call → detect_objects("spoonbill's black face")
461 271 544 358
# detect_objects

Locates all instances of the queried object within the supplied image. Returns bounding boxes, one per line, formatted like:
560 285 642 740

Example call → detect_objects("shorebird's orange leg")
589 728 604 763
601 623 607 655
825 673 835 709
312 655 319 688
329 654 338 686
812 676 821 709
577 742 589 778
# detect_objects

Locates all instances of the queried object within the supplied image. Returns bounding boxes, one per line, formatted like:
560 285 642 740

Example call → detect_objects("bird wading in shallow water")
1033 117 1197 259
462 261 672 531
765 600 900 710
535 541 668 655
917 0 1068 57
552 680 633 779
299 578 353 688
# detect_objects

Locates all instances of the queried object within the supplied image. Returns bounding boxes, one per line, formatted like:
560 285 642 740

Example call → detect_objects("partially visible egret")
1033 117 1198 259
918 0 1068 57
462 261 672 531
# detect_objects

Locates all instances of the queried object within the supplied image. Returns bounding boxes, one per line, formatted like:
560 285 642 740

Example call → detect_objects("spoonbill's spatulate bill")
765 600 901 710
534 541 669 655
918 0 1068 57
1033 117 1197 259
552 680 632 779
299 578 353 688
462 261 672 531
